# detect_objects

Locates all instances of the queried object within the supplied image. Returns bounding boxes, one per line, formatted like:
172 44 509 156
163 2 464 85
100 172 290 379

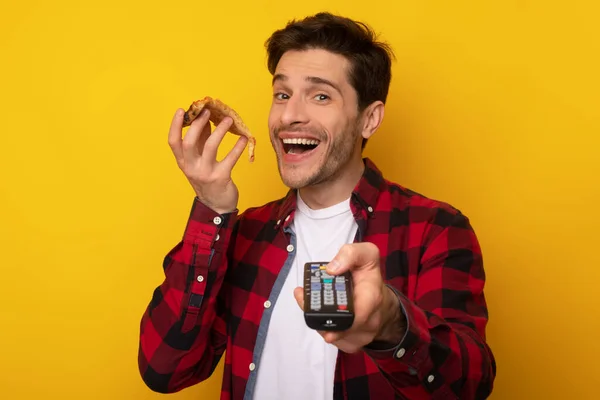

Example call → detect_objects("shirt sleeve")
363 211 497 400
138 197 238 393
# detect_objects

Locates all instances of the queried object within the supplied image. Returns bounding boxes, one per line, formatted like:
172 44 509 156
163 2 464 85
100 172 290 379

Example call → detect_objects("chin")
277 163 318 189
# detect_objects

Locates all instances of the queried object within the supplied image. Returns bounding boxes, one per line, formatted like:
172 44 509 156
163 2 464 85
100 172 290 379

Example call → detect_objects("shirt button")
395 348 405 358
286 244 294 252
264 300 271 308
276 219 281 225
215 234 220 241
427 375 435 383
249 363 256 371
213 216 222 225
196 275 204 283
285 215 290 222
367 206 374 213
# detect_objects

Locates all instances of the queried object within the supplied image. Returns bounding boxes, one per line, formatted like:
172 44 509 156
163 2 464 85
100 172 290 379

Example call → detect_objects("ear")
360 101 385 140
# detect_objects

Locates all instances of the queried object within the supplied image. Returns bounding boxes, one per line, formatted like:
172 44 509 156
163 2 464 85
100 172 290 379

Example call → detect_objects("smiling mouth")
282 138 321 154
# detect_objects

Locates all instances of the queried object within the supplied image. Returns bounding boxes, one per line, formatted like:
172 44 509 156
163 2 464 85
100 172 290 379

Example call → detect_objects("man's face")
268 48 363 189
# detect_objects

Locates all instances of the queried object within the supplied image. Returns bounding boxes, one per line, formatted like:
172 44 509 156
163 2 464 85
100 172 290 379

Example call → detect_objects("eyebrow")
272 74 342 95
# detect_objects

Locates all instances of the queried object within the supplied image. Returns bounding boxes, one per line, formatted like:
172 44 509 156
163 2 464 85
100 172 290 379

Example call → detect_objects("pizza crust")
182 96 256 162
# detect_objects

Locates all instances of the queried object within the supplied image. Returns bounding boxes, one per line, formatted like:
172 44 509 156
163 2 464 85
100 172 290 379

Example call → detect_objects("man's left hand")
293 242 407 353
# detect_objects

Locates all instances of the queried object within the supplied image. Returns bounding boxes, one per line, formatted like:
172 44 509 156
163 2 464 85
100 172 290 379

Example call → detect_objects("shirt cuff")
183 197 238 250
363 285 431 370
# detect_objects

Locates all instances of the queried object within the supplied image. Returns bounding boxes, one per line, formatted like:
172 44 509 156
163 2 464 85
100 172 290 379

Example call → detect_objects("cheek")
268 105 281 129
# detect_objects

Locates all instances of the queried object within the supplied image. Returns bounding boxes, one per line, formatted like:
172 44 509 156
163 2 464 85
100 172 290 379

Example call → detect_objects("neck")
299 157 365 210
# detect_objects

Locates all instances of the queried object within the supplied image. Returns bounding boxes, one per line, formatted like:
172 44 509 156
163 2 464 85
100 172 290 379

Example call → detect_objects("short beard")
272 119 362 189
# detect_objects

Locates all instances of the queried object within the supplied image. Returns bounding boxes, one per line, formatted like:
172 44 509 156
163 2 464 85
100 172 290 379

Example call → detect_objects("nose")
280 95 309 127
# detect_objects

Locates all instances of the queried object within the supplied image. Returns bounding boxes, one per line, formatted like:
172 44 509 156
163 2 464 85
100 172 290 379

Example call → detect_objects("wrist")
194 196 236 215
374 286 406 344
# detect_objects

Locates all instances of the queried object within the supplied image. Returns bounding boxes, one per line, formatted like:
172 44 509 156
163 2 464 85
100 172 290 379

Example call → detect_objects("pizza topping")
182 96 256 162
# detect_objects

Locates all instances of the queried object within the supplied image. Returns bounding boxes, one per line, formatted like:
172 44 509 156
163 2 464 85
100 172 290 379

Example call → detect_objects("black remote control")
303 262 355 331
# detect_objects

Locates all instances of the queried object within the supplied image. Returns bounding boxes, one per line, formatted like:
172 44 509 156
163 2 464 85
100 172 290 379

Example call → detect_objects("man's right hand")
168 108 248 215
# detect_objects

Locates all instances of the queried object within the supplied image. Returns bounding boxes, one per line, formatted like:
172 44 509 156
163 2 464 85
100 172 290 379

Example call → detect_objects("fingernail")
328 259 341 273
200 109 209 117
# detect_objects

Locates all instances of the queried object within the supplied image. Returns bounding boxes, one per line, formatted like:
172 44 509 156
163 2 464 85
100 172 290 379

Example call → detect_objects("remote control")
303 261 355 331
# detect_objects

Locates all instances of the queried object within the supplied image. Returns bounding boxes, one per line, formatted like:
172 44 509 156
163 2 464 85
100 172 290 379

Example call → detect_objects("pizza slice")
182 96 256 162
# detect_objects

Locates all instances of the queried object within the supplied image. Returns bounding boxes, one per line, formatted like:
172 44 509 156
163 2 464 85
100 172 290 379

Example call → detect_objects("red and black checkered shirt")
138 158 496 399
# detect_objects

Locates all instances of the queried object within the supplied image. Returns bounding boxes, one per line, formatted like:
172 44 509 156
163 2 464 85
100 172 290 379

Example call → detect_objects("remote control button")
324 298 334 305
335 283 346 291
338 305 347 310
336 276 345 282
311 283 322 291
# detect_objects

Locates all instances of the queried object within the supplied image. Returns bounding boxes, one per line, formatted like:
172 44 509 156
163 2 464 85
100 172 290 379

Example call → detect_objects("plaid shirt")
138 158 496 399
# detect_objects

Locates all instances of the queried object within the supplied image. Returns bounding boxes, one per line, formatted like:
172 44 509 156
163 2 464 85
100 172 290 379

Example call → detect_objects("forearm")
366 288 495 399
138 198 237 393
364 212 496 399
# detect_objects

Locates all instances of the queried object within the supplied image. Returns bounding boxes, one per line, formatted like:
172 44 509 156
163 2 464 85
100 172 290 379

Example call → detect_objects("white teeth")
282 138 320 145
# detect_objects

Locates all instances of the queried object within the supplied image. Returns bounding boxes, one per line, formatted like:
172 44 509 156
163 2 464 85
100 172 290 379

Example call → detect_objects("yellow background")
1 0 598 399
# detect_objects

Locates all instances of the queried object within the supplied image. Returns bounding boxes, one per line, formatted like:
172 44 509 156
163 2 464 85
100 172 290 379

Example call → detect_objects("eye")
314 94 330 101
274 92 290 101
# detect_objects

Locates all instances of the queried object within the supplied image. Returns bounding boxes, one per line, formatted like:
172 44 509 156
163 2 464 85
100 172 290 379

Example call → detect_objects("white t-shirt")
253 193 358 400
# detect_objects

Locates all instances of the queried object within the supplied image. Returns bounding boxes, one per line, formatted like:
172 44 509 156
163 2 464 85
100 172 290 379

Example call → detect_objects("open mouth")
282 138 321 154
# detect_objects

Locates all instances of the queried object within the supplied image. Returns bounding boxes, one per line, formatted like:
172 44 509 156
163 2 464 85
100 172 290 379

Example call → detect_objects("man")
138 12 496 400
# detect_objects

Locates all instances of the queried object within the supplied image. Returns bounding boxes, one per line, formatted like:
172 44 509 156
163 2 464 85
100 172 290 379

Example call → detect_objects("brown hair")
265 12 394 148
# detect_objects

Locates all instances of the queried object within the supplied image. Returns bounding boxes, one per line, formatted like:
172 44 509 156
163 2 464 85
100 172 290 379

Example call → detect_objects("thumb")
293 287 304 311
326 242 380 275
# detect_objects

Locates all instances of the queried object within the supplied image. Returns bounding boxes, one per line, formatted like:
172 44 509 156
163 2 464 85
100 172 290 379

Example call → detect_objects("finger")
326 242 379 275
182 109 210 163
293 287 304 311
202 116 234 164
219 135 248 171
168 109 185 166
320 331 343 344
196 117 212 155
329 337 363 354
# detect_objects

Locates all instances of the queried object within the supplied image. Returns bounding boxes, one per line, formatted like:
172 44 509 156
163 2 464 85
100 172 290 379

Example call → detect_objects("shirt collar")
275 157 384 230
